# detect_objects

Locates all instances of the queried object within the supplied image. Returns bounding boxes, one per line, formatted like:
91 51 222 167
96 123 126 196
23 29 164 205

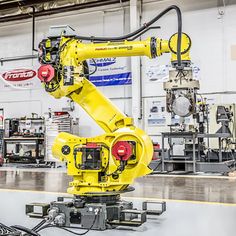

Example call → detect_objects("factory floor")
0 168 236 236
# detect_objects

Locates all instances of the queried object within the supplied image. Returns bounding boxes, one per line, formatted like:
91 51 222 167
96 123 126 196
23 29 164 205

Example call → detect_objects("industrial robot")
24 5 195 233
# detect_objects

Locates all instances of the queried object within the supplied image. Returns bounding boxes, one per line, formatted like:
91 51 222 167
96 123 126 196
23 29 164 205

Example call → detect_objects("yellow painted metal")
46 34 191 100
52 126 153 195
60 37 154 62
168 33 191 63
42 32 192 196
159 39 170 54
68 79 133 133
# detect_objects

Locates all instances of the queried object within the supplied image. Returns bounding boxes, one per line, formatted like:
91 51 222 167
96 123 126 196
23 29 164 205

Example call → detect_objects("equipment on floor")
4 117 44 138
4 119 19 138
147 33 236 174
215 105 233 134
157 103 236 173
45 111 73 167
26 5 190 231
3 117 45 163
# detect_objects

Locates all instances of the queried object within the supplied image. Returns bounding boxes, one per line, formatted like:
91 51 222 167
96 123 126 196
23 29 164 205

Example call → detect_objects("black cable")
35 223 51 233
74 5 182 67
74 5 181 41
130 26 161 40
73 58 98 77
37 213 97 235
2 209 97 236
32 219 46 231
85 58 97 76
11 225 40 236
38 225 91 236
0 223 20 236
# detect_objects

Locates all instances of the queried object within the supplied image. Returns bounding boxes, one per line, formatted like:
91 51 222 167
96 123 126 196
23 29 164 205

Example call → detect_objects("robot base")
26 189 166 231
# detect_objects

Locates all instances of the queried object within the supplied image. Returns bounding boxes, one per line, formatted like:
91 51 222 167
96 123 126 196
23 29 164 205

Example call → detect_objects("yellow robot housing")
37 25 191 196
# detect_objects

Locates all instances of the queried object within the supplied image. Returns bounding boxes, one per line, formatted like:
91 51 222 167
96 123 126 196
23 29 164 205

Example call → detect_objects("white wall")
0 0 236 139
0 6 132 137
141 0 236 96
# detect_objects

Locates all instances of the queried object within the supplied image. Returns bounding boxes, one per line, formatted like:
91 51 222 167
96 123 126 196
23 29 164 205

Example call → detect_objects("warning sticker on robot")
88 57 132 86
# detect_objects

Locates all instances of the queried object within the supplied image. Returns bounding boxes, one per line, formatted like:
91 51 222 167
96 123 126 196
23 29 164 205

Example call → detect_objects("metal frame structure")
158 131 236 173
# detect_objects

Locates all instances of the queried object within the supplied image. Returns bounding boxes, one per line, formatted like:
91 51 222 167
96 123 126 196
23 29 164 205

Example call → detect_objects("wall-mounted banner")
0 68 41 90
88 57 132 86
146 64 169 82
146 63 201 82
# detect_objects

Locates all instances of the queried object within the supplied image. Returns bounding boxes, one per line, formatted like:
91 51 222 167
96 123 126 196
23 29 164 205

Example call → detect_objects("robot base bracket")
26 194 166 231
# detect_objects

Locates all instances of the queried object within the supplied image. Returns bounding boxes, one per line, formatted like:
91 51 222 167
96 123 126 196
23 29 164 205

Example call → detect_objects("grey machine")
151 67 236 174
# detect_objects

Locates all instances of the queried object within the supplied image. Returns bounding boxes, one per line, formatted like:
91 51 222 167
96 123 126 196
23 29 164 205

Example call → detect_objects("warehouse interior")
0 0 236 235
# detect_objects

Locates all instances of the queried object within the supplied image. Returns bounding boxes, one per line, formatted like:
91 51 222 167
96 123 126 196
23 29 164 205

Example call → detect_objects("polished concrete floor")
0 190 235 236
0 168 236 235
0 169 236 203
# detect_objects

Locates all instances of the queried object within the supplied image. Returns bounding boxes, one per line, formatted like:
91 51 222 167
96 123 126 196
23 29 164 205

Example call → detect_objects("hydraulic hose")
74 5 183 68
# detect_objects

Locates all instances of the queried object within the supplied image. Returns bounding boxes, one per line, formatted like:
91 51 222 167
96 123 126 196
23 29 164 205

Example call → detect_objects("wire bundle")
1 212 98 236
0 223 20 236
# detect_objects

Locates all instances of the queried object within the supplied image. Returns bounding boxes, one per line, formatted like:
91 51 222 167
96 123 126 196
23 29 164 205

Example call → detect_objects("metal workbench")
3 137 44 163
160 131 235 173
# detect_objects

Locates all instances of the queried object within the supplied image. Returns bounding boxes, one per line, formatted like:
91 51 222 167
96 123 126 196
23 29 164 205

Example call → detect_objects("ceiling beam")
0 0 55 10
0 0 130 23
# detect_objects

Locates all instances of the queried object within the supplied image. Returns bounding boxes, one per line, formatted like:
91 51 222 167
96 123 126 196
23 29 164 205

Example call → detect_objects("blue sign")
88 58 131 87
90 72 132 86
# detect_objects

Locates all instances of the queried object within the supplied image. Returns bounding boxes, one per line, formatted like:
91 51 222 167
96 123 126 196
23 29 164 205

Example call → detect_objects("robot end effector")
164 33 199 118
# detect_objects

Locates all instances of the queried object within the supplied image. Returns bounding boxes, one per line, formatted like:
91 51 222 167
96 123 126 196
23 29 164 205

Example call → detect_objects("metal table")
161 132 197 173
4 137 44 163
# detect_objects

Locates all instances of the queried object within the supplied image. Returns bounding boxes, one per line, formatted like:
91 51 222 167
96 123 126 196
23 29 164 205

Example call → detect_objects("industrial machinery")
4 117 44 138
25 5 190 233
215 105 233 134
156 102 236 174
4 118 19 138
148 28 236 174
3 117 45 163
164 33 199 118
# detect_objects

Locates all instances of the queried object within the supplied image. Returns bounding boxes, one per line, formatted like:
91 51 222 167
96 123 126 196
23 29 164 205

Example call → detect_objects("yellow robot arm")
37 26 191 196
59 37 167 61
